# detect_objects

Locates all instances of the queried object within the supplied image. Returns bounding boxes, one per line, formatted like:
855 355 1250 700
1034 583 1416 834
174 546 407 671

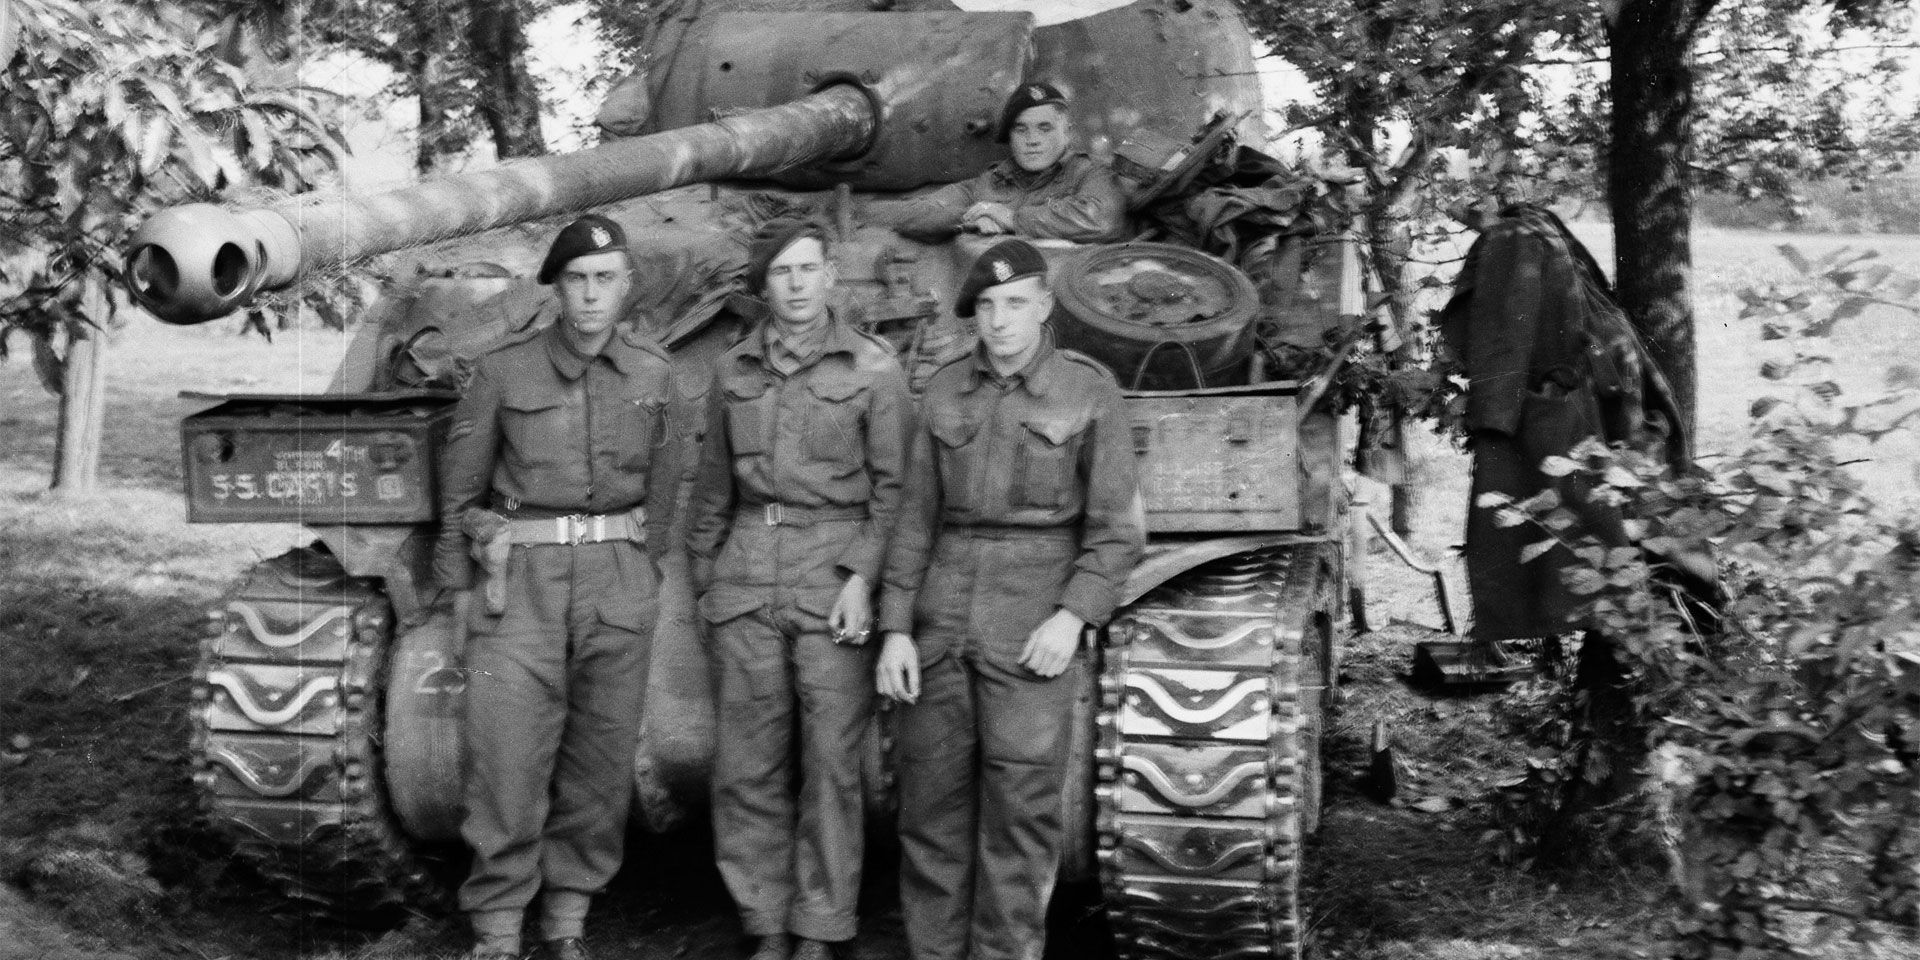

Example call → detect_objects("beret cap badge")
537 214 629 284
955 238 1047 318
995 80 1070 143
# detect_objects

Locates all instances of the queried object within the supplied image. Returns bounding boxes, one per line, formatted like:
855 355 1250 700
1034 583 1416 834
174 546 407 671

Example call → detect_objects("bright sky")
289 2 609 190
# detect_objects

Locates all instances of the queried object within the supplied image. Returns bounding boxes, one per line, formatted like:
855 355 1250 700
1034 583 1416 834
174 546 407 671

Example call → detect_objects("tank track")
189 547 426 914
1098 542 1336 960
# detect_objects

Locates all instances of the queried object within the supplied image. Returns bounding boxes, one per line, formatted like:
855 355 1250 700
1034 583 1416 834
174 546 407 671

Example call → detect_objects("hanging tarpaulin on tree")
1436 204 1719 643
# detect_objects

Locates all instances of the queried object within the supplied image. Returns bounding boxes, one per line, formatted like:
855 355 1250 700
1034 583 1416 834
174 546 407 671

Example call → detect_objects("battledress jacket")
433 309 680 591
1437 205 1695 640
892 153 1128 245
683 313 914 605
878 340 1145 641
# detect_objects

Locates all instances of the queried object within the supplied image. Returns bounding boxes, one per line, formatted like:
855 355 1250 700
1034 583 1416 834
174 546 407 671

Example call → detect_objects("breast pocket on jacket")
806 376 869 472
1013 416 1087 510
723 377 773 458
930 410 982 514
501 392 569 471
619 394 670 471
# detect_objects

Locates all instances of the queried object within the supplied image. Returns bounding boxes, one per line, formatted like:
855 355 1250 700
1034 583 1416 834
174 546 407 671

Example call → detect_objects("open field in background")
1391 226 1920 564
1572 225 1920 499
3 229 1920 958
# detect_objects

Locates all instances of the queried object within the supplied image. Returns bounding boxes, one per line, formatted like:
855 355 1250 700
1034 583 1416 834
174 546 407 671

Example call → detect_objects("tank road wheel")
189 547 427 916
1097 542 1340 960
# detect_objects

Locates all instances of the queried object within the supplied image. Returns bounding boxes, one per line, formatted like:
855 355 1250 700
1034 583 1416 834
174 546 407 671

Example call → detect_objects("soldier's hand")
876 631 921 704
1019 608 1086 679
830 573 874 645
962 202 1015 235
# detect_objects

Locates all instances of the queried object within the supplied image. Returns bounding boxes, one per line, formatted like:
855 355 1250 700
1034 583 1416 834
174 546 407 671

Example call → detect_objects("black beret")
955 239 1048 318
744 217 830 294
996 81 1069 143
538 214 628 285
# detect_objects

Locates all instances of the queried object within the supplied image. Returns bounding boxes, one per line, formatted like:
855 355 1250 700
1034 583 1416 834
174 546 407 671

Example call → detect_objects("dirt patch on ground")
0 882 139 960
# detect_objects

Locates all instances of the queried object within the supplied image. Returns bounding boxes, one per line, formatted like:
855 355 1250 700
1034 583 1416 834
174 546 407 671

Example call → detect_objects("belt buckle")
562 514 590 545
764 503 786 526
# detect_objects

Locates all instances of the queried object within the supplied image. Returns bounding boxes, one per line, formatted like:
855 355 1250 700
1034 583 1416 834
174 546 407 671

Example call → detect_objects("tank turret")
137 3 1356 957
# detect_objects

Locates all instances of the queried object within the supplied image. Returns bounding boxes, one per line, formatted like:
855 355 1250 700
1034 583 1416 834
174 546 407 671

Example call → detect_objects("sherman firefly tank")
125 0 1359 955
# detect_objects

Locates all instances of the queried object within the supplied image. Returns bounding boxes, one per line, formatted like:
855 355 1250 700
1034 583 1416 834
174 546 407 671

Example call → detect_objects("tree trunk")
50 320 108 495
467 0 547 160
1608 0 1716 434
409 12 460 175
1537 631 1645 865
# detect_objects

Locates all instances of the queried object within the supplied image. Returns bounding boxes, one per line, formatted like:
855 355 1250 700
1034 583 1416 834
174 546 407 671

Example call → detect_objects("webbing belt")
743 503 870 527
503 510 645 546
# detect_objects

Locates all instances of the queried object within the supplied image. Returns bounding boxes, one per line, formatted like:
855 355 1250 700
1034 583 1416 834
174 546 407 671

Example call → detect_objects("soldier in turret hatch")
435 215 679 960
894 82 1128 245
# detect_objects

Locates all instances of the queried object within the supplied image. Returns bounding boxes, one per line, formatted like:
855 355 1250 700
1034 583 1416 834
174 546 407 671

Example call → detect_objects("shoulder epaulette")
1059 348 1119 384
851 325 898 357
928 351 975 379
619 325 673 362
480 319 547 357
842 328 902 374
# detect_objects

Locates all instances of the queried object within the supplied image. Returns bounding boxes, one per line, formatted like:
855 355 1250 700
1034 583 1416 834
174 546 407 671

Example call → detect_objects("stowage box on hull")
181 392 458 524
1125 384 1303 534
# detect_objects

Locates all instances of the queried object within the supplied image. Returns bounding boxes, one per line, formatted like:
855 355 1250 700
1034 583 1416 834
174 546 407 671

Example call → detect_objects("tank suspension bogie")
190 547 428 914
1098 542 1339 960
127 85 877 325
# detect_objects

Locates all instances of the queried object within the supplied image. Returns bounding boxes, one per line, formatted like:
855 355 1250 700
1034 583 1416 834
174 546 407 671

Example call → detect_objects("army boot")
539 938 591 960
791 938 836 960
464 935 524 960
749 933 792 960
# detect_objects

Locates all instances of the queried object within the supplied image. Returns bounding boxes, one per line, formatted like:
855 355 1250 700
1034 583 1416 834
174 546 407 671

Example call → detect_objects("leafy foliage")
1245 0 1917 440
1538 2 1920 212
1487 248 1920 955
1245 0 1600 321
261 0 552 170
0 0 345 375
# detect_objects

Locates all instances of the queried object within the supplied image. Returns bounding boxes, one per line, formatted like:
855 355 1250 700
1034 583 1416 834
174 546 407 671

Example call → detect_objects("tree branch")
1764 896 1864 921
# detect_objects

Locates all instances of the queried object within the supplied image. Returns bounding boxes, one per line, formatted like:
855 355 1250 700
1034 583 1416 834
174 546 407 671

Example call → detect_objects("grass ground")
3 229 1919 958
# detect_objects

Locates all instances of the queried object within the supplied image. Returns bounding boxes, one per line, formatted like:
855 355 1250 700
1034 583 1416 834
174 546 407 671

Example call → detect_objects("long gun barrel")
127 86 876 324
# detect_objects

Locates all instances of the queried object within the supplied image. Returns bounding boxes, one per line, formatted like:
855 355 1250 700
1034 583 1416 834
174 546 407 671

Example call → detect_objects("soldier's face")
1009 105 1071 173
764 236 836 328
973 275 1051 368
556 249 634 337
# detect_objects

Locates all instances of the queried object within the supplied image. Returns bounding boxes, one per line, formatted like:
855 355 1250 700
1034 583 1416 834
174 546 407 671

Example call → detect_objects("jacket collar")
540 300 670 380
987 152 1083 191
736 308 857 369
963 335 1056 399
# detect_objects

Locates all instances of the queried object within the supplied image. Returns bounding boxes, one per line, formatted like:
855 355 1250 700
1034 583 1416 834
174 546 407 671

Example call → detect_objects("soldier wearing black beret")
894 82 1127 245
535 213 630 284
436 213 678 960
877 239 1145 960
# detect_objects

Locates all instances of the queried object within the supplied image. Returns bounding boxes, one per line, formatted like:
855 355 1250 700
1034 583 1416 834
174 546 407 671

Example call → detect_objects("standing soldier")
434 214 680 960
894 82 1127 244
876 239 1145 960
686 218 914 960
